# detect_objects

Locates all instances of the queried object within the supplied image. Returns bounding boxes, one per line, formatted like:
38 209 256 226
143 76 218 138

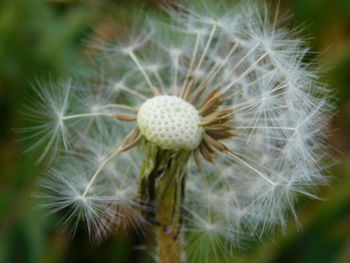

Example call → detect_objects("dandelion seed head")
137 95 202 150
25 0 334 260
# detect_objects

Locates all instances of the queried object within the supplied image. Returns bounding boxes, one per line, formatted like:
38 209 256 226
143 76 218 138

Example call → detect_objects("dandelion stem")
138 143 190 263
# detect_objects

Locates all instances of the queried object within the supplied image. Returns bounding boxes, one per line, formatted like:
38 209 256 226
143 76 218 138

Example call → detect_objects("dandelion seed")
26 1 333 263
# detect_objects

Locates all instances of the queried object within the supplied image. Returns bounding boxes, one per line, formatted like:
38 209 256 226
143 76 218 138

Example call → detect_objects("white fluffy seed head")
25 0 334 256
137 95 202 150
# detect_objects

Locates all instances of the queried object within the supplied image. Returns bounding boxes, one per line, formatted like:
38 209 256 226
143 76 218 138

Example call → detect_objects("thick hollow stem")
156 185 183 263
138 142 190 263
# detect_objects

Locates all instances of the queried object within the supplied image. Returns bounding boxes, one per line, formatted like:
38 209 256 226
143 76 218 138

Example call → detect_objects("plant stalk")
138 142 190 263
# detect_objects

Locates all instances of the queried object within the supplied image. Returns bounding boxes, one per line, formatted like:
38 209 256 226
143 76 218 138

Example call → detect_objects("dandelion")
26 1 332 262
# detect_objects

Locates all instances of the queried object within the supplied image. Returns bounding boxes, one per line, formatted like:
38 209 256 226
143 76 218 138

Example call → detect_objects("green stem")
138 142 191 263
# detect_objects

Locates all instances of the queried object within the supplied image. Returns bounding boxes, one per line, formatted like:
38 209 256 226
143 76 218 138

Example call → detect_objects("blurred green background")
0 0 349 262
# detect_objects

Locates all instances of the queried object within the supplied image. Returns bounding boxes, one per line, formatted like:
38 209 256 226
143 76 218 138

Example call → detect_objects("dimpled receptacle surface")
137 95 202 151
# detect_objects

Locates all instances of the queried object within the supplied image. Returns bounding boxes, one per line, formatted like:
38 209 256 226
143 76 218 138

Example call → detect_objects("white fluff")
26 0 332 260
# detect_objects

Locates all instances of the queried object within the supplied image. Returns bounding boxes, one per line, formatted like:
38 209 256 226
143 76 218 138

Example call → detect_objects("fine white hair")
25 0 333 260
